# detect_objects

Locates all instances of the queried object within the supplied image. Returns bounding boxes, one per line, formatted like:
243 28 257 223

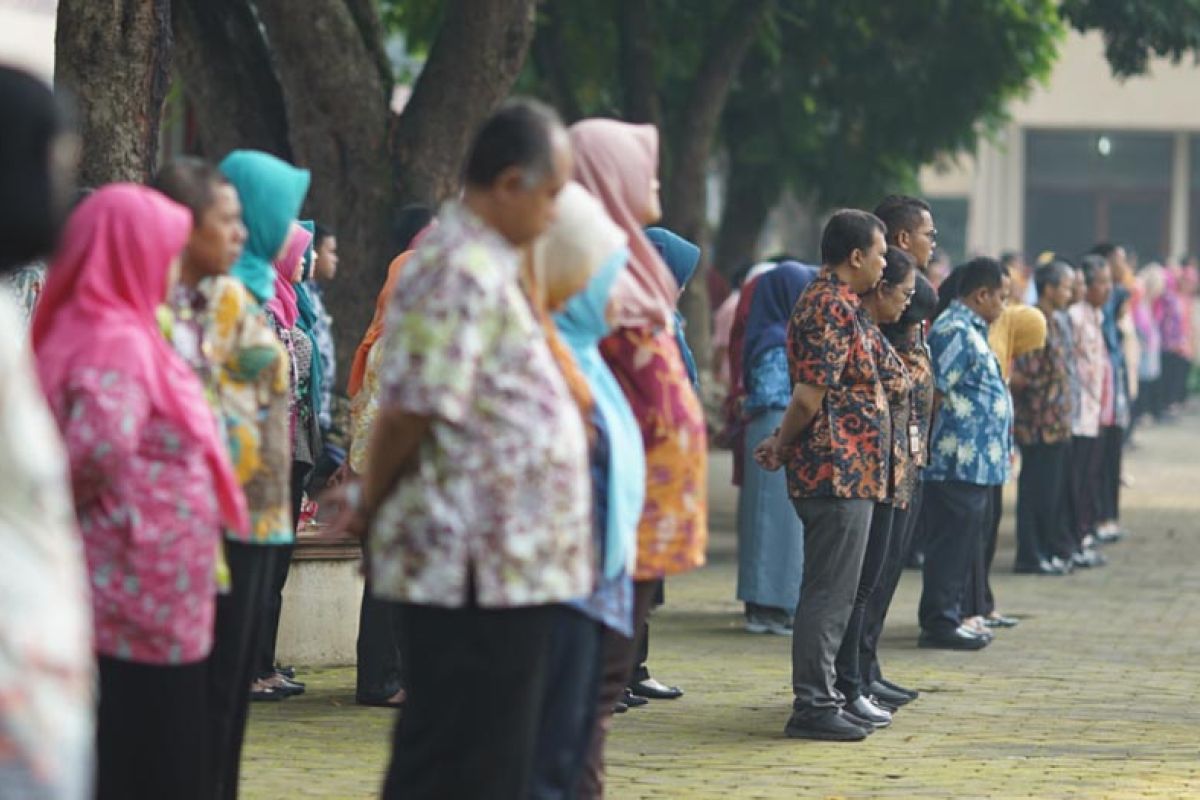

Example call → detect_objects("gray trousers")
790 497 874 715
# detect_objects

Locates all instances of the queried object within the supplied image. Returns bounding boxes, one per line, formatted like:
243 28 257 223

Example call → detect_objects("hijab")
293 220 324 417
645 226 702 386
555 253 646 579
742 261 818 385
569 119 676 331
348 251 412 398
267 222 309 328
32 184 249 534
219 150 310 305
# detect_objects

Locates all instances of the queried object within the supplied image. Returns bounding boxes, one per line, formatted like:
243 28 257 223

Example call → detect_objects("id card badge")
908 421 924 464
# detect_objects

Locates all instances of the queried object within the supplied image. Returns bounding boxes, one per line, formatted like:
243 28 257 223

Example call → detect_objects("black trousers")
918 481 990 635
207 542 277 800
382 601 558 800
1097 425 1124 524
1016 441 1072 567
531 608 602 800
96 656 208 800
1162 351 1192 407
629 579 664 684
257 462 309 677
861 484 922 686
790 497 873 714
964 486 1003 619
356 586 404 703
1070 435 1103 540
579 580 658 800
834 503 894 702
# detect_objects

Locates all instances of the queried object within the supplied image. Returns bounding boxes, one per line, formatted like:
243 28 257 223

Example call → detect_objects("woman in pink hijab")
33 183 247 800
570 118 708 799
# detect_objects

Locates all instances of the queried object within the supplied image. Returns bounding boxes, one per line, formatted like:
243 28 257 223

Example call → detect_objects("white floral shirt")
368 203 593 608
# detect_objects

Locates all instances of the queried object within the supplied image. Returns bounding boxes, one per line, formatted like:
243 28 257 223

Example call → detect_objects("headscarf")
569 119 677 332
742 261 819 386
219 150 311 305
645 226 702 386
266 222 309 329
32 184 249 534
293 220 324 418
348 251 413 397
555 250 646 579
988 304 1047 380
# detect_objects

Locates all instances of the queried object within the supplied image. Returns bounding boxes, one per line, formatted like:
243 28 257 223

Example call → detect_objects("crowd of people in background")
3 59 1200 799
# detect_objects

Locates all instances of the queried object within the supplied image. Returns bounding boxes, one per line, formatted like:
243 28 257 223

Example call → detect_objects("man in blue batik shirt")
918 257 1012 651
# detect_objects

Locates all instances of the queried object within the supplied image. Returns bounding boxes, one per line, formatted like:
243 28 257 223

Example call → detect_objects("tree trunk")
616 0 661 127
712 160 780 281
172 0 293 159
530 0 584 122
390 0 539 207
660 0 773 376
55 0 173 184
250 0 396 379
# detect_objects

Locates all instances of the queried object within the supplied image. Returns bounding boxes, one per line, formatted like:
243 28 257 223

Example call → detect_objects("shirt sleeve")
929 323 973 395
789 294 851 387
58 370 151 507
376 258 492 426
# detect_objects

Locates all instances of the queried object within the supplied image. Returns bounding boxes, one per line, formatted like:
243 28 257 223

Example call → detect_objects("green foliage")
1061 0 1200 77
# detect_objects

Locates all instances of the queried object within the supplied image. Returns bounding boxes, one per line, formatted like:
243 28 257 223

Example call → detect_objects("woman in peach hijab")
569 119 707 799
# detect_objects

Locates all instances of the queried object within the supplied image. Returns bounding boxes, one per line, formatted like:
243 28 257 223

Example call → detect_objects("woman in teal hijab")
645 226 701 387
294 220 324 423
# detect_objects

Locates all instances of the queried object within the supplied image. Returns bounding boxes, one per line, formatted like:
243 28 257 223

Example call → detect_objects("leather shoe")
629 678 683 700
1072 548 1107 568
868 680 914 707
918 626 990 651
613 700 629 714
621 689 648 708
984 614 1019 629
842 696 892 729
868 694 898 713
1095 529 1125 545
1014 558 1069 576
877 677 918 700
784 709 872 741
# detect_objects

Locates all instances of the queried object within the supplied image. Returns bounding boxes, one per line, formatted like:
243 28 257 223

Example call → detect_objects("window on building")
1025 130 1173 263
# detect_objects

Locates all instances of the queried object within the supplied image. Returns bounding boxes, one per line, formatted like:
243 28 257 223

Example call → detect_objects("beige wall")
921 30 1200 256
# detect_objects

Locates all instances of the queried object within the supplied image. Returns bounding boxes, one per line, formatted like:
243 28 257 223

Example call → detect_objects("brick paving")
242 414 1200 798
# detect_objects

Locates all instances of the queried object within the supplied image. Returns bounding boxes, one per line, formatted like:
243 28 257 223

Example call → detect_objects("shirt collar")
950 299 988 333
440 201 519 274
820 267 862 308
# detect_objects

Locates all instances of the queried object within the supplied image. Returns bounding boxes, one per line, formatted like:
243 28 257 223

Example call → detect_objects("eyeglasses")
922 228 938 242
884 282 916 300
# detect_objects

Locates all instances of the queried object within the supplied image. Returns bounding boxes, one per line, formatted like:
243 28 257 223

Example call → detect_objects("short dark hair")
0 66 70 273
1090 242 1120 260
873 195 930 242
152 156 228 223
958 256 1006 298
391 204 435 253
999 250 1023 269
1034 260 1074 295
464 97 564 188
314 223 335 247
881 246 916 286
820 209 886 266
1079 254 1109 286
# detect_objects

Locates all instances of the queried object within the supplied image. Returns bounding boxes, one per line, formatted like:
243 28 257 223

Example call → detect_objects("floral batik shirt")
1067 301 1108 438
784 271 888 500
1011 306 1073 446
305 282 337 430
866 322 911 504
49 368 222 664
0 296 94 800
887 323 935 507
924 301 1012 487
198 276 293 545
349 341 385 475
369 202 592 608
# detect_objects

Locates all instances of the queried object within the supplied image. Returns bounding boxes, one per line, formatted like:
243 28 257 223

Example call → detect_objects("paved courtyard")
243 414 1200 799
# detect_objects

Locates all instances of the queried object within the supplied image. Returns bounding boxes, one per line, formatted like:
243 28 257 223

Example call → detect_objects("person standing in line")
861 273 938 708
1011 261 1077 575
754 209 888 742
207 149 309 797
346 99 591 800
309 224 338 432
33 184 250 800
916 257 1011 651
834 246 916 731
570 118 708 791
735 262 816 635
0 64 94 800
1067 255 1113 568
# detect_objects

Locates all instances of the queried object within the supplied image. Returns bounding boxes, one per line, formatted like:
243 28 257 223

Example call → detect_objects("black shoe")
629 678 683 700
275 677 306 697
843 696 892 729
613 700 629 714
622 689 649 708
984 614 1019 629
1072 548 1107 568
1014 558 1069 575
876 677 918 701
868 680 914 707
868 694 898 714
784 709 872 741
275 664 297 679
918 626 990 651
1095 529 1125 545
